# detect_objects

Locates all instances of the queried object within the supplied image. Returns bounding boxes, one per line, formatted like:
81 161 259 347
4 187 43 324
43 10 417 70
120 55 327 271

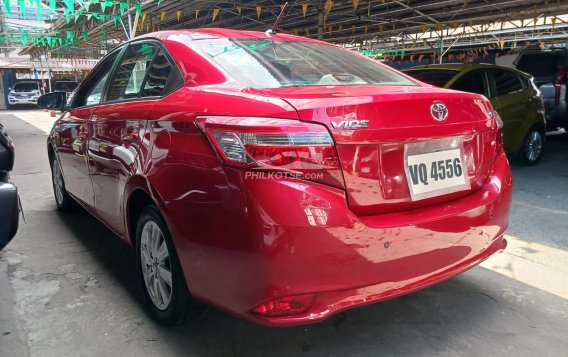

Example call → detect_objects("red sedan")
38 29 512 327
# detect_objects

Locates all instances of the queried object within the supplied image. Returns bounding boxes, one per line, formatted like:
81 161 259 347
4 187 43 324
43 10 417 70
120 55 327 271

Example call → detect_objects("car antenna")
266 2 288 36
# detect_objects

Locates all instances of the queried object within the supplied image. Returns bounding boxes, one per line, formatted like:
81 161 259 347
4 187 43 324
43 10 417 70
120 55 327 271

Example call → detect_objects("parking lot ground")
1 110 567 357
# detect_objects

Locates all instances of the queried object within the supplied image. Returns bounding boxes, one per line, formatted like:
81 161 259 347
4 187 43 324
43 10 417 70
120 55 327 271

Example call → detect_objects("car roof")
136 28 326 45
519 48 565 55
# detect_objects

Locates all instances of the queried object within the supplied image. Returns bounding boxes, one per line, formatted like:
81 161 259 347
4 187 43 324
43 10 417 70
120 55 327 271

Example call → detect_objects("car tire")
135 205 205 326
518 127 544 166
51 156 78 212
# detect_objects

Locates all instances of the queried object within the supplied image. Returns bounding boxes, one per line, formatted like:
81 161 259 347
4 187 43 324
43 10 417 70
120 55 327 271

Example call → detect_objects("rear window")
193 38 416 88
402 69 458 87
516 53 562 76
13 82 39 92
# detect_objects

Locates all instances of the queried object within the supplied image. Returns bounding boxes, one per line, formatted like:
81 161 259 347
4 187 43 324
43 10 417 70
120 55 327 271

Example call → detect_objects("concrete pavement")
1 110 567 357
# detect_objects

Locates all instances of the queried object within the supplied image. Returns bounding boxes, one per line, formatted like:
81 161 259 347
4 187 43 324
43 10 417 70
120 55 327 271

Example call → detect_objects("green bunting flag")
119 1 128 15
18 0 26 19
101 0 113 12
48 0 56 14
2 0 10 16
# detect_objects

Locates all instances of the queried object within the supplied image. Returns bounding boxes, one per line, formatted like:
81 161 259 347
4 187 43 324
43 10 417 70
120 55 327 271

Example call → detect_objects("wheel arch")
530 121 546 136
47 142 56 167
125 184 157 248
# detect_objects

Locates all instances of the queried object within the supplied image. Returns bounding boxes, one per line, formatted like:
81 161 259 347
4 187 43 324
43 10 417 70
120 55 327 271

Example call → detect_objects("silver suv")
7 81 42 107
514 49 568 131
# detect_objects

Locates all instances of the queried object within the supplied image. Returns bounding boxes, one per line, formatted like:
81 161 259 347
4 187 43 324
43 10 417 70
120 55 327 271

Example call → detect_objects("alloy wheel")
52 159 65 205
525 130 543 162
140 221 173 311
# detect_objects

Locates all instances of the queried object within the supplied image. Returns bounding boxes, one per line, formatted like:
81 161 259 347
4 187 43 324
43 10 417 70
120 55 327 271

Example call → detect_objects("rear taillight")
555 66 566 106
196 117 345 188
480 99 504 157
492 110 504 155
251 294 316 317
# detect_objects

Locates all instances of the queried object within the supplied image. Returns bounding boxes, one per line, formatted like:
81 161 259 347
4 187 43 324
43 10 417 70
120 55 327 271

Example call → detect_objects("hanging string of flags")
0 0 560 54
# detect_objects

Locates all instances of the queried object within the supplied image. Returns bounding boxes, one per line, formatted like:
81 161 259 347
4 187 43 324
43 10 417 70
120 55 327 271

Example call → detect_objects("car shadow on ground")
4 105 40 110
55 207 568 357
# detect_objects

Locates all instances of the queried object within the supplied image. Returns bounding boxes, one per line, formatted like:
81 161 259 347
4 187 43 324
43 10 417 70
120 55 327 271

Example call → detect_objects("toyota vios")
38 29 512 327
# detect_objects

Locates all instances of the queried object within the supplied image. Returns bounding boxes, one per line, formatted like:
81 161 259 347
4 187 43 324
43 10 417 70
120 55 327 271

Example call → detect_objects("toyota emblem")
430 102 448 122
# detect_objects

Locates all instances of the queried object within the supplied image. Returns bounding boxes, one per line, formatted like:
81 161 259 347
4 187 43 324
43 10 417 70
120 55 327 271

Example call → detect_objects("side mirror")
37 91 67 111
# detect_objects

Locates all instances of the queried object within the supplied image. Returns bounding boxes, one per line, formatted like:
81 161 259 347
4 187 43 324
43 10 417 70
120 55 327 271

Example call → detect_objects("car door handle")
121 132 140 142
121 126 140 143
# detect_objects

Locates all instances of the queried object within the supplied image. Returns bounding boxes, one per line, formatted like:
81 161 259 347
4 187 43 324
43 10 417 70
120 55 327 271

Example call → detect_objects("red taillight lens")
196 117 345 188
492 111 504 154
555 66 566 106
251 294 316 317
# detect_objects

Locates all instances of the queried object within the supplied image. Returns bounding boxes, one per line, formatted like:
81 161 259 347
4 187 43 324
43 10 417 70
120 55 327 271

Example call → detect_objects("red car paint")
48 29 512 326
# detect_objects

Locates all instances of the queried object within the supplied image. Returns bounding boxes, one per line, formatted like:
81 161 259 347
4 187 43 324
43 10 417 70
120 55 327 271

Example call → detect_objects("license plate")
404 139 470 201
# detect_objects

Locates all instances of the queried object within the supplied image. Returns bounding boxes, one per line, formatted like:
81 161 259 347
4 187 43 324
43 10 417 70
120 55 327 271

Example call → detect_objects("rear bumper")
165 151 512 327
0 177 19 250
545 101 568 130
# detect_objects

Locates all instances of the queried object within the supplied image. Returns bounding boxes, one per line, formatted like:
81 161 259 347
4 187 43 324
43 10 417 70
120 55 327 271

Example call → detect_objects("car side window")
73 50 120 107
451 71 487 96
142 49 173 97
106 43 157 102
493 69 523 97
84 72 109 106
517 75 530 90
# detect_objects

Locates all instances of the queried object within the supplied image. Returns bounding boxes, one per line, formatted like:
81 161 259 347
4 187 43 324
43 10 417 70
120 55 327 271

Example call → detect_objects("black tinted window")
493 70 523 97
516 53 562 76
403 69 458 87
451 71 486 96
13 82 39 92
142 50 172 97
107 43 156 101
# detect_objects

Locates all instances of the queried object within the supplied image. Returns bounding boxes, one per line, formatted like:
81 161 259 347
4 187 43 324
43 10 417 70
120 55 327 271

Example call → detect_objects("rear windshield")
54 81 79 92
516 53 562 76
403 69 459 87
13 82 39 92
193 38 416 88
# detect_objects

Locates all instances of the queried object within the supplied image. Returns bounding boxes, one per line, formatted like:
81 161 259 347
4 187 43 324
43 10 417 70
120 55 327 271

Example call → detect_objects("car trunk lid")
250 85 498 215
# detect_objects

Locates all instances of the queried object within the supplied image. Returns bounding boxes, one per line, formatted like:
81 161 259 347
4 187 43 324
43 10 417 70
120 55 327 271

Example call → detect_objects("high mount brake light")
196 117 345 189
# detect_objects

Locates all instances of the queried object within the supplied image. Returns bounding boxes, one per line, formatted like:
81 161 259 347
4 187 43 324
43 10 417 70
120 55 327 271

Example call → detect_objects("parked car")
513 48 568 132
37 29 512 327
0 122 19 250
404 64 546 165
53 80 80 94
7 81 42 108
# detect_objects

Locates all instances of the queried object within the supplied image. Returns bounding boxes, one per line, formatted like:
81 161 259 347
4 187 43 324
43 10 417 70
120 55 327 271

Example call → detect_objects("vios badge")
430 101 448 122
331 120 370 129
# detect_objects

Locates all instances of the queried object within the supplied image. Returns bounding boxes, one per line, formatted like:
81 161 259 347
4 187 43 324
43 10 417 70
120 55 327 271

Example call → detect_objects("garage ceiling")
18 0 568 58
